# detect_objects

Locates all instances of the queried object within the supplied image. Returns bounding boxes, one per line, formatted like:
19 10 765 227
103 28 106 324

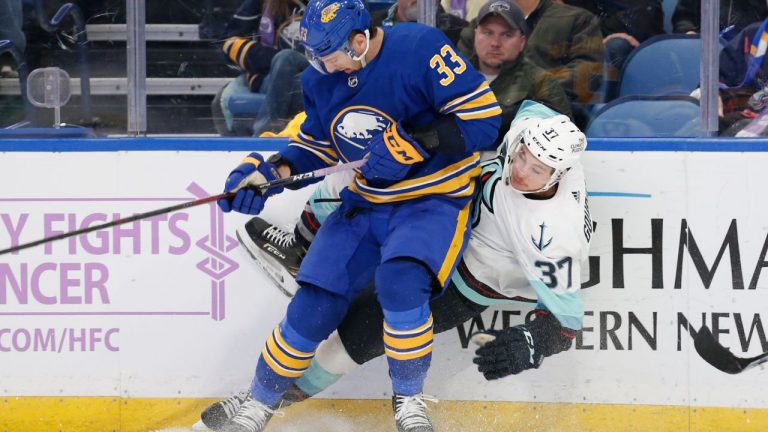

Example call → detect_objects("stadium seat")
618 34 701 98
585 95 704 137
230 92 266 135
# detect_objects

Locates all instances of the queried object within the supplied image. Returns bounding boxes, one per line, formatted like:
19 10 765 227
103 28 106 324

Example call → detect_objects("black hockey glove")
471 310 578 380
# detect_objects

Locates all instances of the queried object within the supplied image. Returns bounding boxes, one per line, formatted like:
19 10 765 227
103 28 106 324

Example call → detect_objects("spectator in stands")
374 0 468 44
564 0 663 100
673 0 768 37
467 0 572 132
458 0 603 128
0 0 25 77
718 17 768 133
213 0 309 136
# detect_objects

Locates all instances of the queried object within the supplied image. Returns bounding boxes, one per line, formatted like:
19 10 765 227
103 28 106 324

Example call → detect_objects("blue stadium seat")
585 95 704 137
228 92 266 118
618 34 701 98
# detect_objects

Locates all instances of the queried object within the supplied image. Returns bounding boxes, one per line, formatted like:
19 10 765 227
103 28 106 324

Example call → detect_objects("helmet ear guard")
502 115 587 193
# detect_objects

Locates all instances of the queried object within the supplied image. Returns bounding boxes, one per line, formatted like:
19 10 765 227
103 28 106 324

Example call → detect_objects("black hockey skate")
236 217 306 297
196 390 249 431
220 394 282 432
392 393 438 432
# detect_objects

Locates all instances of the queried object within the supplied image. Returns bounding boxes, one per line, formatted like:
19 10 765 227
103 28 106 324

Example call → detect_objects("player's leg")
376 258 437 432
378 198 473 432
288 276 488 402
201 277 488 430
213 207 379 432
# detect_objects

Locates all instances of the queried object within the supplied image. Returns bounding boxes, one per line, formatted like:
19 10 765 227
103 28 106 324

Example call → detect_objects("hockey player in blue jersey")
200 101 589 431
209 0 501 430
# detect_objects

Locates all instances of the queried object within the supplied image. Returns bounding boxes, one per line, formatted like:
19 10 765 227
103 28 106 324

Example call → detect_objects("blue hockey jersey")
281 22 501 204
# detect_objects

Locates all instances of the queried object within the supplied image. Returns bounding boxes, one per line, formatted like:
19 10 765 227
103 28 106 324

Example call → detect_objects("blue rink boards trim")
1 137 768 152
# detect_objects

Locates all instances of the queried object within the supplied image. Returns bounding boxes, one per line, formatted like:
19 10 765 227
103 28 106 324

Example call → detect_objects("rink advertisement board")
1 138 768 426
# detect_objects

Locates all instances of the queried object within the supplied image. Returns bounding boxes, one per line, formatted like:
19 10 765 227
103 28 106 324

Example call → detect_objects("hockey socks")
383 309 434 396
252 320 317 406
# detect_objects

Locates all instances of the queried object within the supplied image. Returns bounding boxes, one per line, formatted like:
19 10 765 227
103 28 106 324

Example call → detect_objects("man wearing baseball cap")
470 0 572 142
459 0 604 128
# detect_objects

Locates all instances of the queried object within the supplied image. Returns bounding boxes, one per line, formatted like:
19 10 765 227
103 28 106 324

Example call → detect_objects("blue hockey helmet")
300 0 371 72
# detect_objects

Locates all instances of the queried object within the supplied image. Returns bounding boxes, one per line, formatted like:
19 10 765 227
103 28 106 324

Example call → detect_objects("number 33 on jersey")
287 22 501 204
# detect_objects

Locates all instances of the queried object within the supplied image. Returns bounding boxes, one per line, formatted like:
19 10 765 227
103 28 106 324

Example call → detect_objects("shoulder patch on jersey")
471 158 502 228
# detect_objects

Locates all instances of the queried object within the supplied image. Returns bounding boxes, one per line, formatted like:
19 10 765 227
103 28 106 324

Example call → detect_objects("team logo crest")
489 1 511 12
531 221 553 251
321 3 341 23
332 107 394 158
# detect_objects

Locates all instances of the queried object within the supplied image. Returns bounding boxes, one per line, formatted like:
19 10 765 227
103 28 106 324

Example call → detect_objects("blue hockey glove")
361 122 429 182
218 152 283 214
471 310 577 380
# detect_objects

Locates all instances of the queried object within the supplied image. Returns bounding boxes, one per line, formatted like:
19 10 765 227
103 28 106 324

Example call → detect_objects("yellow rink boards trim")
1 398 767 432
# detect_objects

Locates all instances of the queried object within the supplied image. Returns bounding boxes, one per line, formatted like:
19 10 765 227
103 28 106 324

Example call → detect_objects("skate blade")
236 230 299 297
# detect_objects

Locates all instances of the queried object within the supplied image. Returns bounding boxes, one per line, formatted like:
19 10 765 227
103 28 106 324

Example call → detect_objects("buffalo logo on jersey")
332 107 394 158
321 2 341 23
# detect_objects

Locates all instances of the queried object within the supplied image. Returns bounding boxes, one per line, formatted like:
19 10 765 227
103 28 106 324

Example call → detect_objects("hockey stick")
0 159 365 256
694 325 768 374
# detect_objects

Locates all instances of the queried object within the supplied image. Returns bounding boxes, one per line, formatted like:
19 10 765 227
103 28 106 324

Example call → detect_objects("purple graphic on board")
187 182 239 321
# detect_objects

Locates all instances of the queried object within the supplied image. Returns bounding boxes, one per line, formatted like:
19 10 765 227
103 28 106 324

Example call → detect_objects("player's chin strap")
350 29 370 68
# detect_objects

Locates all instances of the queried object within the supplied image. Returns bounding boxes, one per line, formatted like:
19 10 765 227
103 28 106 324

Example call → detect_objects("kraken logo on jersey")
332 106 394 156
532 222 553 251
471 157 502 228
321 3 341 23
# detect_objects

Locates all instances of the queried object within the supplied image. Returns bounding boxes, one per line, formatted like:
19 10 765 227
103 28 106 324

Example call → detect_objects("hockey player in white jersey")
198 100 591 430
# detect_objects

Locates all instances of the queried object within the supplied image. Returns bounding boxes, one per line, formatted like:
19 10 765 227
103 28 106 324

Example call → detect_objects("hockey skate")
219 394 282 432
193 385 305 431
236 217 305 297
194 390 249 431
392 393 438 432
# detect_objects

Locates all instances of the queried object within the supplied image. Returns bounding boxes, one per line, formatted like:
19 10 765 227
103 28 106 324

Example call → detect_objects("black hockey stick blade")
0 159 365 256
694 325 768 374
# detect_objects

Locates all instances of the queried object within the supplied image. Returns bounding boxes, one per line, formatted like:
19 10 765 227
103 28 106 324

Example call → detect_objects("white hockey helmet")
502 114 587 193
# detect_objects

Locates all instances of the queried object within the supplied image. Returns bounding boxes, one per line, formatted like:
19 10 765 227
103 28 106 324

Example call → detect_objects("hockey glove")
361 122 430 182
217 152 283 215
471 310 577 380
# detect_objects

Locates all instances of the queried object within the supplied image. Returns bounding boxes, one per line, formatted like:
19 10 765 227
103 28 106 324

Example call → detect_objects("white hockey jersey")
451 156 591 330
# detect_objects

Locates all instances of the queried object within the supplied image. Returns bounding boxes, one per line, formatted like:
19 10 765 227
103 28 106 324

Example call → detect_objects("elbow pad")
410 115 467 154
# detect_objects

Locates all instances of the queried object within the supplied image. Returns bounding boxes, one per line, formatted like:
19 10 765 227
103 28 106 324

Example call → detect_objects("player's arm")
472 244 585 380
421 30 501 154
